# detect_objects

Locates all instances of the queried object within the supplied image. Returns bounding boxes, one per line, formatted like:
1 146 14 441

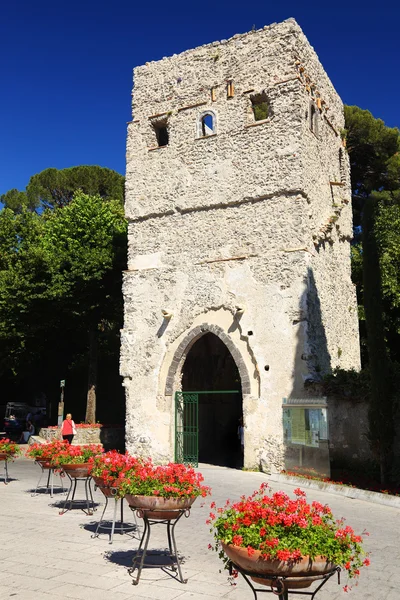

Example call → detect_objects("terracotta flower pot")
35 459 53 469
125 494 197 520
92 475 119 498
61 463 91 478
221 543 337 590
0 452 9 461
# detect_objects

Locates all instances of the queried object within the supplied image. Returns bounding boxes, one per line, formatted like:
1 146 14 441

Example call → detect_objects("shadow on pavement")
80 520 141 541
49 499 101 515
25 487 66 495
104 547 186 569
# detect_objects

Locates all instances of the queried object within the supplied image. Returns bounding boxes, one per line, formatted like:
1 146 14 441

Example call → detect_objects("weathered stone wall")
295 30 360 378
121 19 361 471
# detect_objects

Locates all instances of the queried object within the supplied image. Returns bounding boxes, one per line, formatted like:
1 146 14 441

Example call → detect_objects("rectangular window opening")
152 119 169 147
251 93 269 121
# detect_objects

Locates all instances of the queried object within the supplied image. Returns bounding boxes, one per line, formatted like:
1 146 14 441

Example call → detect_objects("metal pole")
58 380 65 428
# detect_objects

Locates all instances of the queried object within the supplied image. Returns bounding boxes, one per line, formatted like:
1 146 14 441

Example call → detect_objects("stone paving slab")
0 457 399 599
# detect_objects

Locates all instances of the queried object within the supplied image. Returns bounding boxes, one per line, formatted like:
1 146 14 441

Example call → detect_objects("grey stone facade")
121 19 360 470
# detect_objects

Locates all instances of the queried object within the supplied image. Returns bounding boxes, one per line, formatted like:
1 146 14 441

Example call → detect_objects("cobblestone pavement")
0 455 398 600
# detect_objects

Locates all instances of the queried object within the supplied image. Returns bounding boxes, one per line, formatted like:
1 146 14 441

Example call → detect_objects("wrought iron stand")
59 473 95 515
1 458 9 484
92 486 140 544
128 508 190 585
32 461 65 498
228 563 341 600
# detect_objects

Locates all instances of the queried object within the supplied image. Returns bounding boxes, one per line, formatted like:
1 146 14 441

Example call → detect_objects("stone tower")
120 18 360 471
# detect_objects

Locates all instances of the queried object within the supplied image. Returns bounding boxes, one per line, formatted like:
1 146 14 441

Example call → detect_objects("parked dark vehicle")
3 403 46 437
4 416 25 435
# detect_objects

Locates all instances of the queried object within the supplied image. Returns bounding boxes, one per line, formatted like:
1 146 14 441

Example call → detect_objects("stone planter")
39 426 125 450
61 463 91 478
221 543 337 590
125 494 196 520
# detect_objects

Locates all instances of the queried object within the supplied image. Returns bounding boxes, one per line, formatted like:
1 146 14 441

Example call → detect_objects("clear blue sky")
0 0 398 196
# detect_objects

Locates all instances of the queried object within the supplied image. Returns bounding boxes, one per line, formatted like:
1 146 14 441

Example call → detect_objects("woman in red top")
61 413 76 444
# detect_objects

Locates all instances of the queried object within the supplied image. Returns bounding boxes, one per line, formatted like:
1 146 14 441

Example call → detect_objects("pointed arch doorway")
176 332 243 468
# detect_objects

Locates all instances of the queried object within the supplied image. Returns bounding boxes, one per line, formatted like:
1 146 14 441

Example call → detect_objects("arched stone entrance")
181 332 243 467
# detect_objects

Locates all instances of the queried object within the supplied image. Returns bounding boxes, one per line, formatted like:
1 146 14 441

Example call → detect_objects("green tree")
362 196 395 483
0 208 51 378
1 165 124 212
0 189 31 213
345 106 400 483
345 106 399 197
42 192 127 422
374 191 400 361
0 188 127 423
28 165 124 209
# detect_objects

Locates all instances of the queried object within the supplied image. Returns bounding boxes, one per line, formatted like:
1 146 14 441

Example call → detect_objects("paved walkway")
0 455 398 600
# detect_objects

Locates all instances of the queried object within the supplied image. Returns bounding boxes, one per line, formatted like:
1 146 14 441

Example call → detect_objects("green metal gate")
175 391 199 466
174 390 240 467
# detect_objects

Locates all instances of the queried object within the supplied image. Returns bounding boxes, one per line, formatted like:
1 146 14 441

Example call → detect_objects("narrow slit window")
251 92 269 122
200 113 215 137
309 102 318 137
152 119 169 147
339 148 346 183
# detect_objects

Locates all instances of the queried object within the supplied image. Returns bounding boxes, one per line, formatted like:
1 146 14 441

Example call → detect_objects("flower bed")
282 468 400 497
208 482 369 591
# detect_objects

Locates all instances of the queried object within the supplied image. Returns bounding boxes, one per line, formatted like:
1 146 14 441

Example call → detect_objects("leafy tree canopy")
345 105 400 199
345 106 400 482
0 189 32 213
0 192 127 387
42 191 127 324
374 191 400 330
1 165 124 212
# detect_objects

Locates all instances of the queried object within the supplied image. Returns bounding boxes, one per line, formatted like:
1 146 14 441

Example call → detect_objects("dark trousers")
62 434 74 444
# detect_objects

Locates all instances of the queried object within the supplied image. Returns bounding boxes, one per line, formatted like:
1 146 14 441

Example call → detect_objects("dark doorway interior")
182 333 243 468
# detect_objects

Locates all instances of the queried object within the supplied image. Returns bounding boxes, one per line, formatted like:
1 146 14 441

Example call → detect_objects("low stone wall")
38 426 125 451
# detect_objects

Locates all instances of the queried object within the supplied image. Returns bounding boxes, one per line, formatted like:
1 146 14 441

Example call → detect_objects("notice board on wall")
282 398 330 478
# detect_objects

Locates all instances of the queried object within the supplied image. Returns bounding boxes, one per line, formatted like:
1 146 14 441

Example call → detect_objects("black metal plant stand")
92 487 140 544
228 563 341 600
59 472 96 515
32 461 65 498
128 508 190 585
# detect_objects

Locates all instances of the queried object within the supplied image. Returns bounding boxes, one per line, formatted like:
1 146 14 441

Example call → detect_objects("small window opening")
227 80 235 98
309 102 318 137
152 119 169 147
251 92 269 121
201 113 214 137
339 148 346 183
